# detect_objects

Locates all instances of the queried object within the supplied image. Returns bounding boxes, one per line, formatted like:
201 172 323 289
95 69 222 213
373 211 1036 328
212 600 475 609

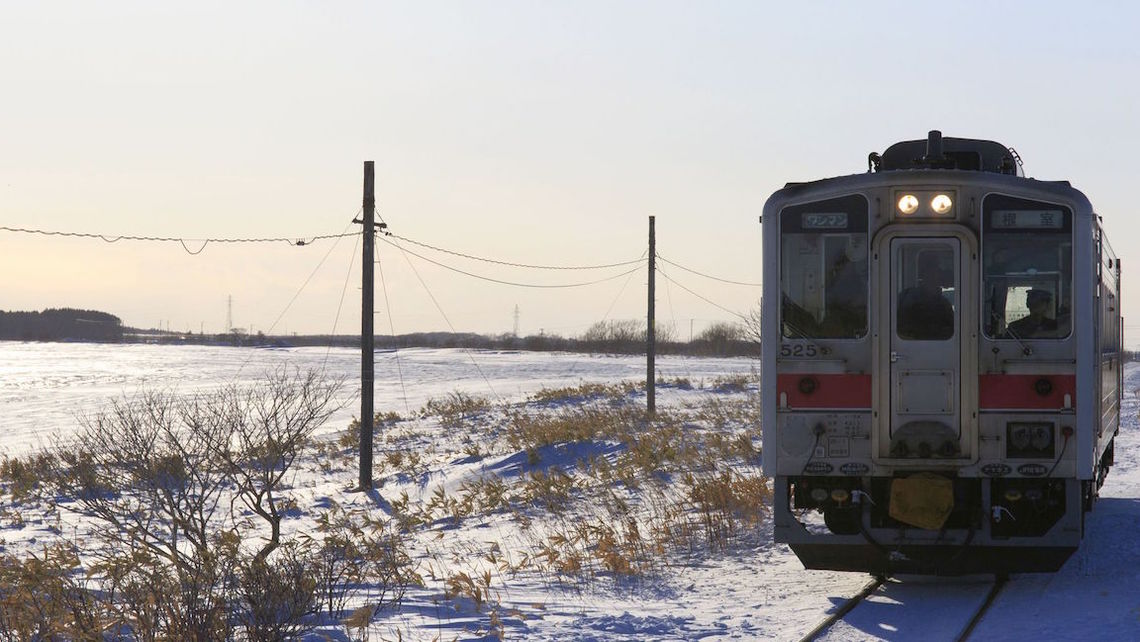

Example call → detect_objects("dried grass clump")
0 452 57 501
683 468 770 550
506 406 632 453
422 392 492 428
0 544 105 641
528 382 634 406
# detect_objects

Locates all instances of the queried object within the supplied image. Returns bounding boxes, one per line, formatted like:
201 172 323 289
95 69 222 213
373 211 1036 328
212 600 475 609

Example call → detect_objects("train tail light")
1006 422 1055 458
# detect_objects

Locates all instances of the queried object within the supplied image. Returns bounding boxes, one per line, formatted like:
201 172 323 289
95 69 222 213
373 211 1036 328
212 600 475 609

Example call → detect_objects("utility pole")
647 216 656 415
359 161 376 491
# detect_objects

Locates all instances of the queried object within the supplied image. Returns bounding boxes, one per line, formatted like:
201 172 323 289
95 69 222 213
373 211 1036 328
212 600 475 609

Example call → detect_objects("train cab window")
779 195 869 339
981 195 1072 340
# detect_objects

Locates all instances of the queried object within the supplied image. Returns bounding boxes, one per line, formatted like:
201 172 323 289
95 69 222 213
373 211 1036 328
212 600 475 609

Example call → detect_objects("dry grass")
0 372 767 638
0 452 57 501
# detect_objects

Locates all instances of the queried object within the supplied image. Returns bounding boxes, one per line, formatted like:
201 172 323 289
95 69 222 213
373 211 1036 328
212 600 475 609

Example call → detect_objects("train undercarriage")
773 438 1115 575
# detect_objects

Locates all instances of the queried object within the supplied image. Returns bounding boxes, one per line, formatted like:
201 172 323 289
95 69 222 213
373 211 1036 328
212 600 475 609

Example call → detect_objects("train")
760 131 1121 575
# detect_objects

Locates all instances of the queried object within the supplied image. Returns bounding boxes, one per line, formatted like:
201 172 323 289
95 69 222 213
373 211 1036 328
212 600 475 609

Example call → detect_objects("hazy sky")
3 2 1139 342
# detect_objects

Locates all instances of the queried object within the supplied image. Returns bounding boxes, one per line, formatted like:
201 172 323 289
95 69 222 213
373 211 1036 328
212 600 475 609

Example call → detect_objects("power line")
389 232 642 270
389 233 643 271
0 224 360 255
376 243 411 415
655 254 761 287
379 235 643 289
393 237 500 400
655 267 749 322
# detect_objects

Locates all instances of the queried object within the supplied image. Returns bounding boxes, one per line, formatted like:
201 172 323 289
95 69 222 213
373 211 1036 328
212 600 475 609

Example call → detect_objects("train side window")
779 195 869 340
981 196 1072 340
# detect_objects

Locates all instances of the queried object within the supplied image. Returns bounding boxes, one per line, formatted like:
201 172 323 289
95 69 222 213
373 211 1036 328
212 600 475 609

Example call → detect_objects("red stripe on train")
978 374 1076 410
776 374 872 408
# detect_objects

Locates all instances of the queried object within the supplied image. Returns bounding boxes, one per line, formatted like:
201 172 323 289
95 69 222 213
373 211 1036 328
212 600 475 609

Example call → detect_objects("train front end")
761 132 1120 575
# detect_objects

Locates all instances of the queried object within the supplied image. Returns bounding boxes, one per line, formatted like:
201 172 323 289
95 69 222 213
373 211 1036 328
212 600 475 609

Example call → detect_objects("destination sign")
802 212 848 229
991 209 1064 229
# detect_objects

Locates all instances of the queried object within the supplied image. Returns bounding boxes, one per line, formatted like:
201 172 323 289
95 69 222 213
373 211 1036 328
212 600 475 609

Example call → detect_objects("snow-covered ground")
1 342 1138 641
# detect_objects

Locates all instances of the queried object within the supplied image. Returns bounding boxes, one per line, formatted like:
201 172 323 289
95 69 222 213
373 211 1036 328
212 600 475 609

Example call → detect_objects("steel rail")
798 576 886 642
955 577 1008 642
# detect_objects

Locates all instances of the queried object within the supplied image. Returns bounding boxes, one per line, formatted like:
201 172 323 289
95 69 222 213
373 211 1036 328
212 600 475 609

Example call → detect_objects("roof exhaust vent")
925 130 943 160
925 129 943 157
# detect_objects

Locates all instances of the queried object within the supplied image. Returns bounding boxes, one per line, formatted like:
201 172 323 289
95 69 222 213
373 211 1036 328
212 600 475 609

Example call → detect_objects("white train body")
761 132 1121 574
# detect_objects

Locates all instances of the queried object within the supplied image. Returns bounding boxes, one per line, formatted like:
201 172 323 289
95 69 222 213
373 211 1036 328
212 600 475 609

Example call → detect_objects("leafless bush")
45 369 342 641
236 543 319 642
216 368 343 562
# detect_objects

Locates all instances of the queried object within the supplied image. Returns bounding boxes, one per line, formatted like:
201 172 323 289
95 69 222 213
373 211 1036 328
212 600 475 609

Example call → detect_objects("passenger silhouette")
897 256 954 340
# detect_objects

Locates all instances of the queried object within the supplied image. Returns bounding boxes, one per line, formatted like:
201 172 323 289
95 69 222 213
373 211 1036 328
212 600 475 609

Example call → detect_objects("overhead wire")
388 237 501 400
599 250 648 323
0 225 358 255
324 223 363 372
389 233 643 270
229 214 362 382
376 243 411 415
655 254 762 287
377 235 642 288
655 267 749 322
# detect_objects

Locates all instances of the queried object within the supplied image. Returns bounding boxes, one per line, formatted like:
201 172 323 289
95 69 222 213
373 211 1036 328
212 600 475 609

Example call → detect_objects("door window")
896 245 956 341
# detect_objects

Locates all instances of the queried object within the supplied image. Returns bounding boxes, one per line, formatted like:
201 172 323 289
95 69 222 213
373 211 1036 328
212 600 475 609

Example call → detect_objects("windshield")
981 195 1072 340
780 195 868 339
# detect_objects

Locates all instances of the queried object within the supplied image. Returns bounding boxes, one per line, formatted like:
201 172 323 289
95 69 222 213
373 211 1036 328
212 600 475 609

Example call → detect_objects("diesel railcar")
761 131 1121 575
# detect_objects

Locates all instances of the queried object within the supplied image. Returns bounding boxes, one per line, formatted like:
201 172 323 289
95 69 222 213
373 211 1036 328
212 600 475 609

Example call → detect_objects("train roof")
874 130 1024 176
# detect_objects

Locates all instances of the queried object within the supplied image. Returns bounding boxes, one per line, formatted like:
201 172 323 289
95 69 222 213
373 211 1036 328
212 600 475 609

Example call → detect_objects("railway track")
799 575 1007 642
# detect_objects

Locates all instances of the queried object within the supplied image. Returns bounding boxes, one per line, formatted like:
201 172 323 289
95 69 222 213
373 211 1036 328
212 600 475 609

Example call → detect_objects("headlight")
931 194 953 214
897 194 920 215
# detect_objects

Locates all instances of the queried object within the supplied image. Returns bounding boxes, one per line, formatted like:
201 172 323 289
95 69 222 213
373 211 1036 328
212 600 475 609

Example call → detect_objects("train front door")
877 235 971 461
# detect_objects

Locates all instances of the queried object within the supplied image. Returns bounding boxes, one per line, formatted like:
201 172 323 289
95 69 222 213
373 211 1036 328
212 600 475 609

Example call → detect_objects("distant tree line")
362 319 760 358
0 308 123 342
1 308 762 357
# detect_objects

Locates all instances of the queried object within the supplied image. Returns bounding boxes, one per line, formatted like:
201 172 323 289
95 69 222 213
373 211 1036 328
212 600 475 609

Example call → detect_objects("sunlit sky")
3 2 1139 343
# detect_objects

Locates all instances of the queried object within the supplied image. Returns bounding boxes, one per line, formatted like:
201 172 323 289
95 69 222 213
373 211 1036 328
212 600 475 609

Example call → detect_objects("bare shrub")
216 368 343 562
53 388 234 576
236 542 319 642
45 369 341 641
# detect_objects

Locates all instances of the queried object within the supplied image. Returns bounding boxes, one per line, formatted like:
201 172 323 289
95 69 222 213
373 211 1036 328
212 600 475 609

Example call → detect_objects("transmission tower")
513 304 520 337
226 295 233 332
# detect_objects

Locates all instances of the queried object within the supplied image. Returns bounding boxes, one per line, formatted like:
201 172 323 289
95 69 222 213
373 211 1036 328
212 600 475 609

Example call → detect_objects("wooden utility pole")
647 216 656 415
359 161 376 490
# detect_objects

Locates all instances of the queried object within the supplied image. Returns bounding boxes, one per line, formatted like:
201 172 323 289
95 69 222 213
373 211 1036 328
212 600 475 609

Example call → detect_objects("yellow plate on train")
889 473 954 530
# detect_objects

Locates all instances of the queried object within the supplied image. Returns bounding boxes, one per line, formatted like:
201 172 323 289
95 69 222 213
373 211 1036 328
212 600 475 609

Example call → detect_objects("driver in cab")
1006 289 1058 338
